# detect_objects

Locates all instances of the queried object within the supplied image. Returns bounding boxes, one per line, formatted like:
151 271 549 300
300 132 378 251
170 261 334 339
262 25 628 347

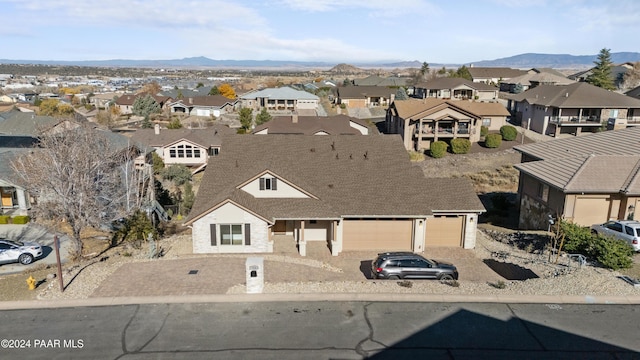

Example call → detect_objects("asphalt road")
0 301 638 359
0 224 73 275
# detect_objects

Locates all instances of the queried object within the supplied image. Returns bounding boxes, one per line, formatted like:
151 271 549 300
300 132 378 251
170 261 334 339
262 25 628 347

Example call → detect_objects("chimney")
292 113 298 123
390 93 395 103
154 123 160 135
188 97 193 104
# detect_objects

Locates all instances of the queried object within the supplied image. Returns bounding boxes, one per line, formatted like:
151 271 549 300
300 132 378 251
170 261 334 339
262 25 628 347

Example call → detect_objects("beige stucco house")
514 127 640 229
184 135 484 256
238 87 319 116
507 82 640 137
386 99 511 151
411 78 499 102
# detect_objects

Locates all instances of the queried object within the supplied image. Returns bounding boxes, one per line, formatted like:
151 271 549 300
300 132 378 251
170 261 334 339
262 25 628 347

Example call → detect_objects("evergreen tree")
132 94 160 119
238 107 253 132
208 86 220 96
255 108 272 126
449 65 472 81
395 87 409 100
586 48 615 90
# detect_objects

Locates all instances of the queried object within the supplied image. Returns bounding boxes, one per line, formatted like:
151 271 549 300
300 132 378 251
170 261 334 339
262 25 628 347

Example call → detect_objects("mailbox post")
245 257 264 294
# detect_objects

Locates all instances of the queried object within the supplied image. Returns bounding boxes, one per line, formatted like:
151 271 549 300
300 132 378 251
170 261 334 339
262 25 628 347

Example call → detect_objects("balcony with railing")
549 115 602 125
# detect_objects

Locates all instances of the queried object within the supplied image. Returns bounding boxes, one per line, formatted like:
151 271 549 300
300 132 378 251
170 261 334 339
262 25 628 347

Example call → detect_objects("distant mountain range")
1 52 639 70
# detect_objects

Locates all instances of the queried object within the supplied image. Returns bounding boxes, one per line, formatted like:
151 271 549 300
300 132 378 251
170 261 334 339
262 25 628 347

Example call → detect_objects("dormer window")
259 177 278 191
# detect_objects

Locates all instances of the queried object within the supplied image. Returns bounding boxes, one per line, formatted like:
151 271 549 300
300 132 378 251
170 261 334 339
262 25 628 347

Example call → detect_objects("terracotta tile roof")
186 135 484 224
509 82 640 108
252 115 372 135
515 154 640 194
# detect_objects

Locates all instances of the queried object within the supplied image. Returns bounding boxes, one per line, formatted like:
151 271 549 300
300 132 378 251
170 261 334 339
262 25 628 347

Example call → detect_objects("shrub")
11 215 30 224
115 210 158 246
450 138 471 154
500 125 518 141
480 125 489 137
430 141 448 158
484 133 502 148
161 164 192 185
408 151 425 162
559 220 634 270
0 215 10 224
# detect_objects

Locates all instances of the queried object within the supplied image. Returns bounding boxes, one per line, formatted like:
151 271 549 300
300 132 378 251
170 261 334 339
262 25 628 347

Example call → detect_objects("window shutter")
272 178 278 190
259 178 265 190
244 224 251 245
210 224 217 246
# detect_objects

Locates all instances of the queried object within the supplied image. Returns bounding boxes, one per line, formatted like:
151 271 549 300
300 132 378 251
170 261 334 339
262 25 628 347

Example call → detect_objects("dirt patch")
0 266 56 301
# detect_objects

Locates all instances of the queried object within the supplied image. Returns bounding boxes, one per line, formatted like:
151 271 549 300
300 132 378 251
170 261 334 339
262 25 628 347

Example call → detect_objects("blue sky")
1 0 638 64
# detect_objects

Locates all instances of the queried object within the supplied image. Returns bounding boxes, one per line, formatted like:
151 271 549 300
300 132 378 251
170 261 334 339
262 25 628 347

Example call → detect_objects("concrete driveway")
0 224 73 275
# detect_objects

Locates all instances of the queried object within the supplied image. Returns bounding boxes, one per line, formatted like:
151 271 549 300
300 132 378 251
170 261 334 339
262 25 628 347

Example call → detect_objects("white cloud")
277 0 439 17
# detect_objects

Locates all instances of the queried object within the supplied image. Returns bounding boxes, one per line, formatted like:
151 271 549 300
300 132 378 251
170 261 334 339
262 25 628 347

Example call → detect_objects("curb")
1 293 639 310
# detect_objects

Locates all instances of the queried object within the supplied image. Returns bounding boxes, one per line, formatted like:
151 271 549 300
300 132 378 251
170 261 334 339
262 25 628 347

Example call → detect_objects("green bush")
429 141 448 158
480 125 489 137
11 215 30 224
408 151 425 162
0 215 10 224
115 210 158 246
450 138 471 154
484 133 502 148
161 164 192 186
500 125 518 141
559 221 634 270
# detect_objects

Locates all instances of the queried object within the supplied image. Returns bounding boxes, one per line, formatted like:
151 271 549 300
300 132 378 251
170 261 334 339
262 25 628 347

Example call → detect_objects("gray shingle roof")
0 111 60 136
336 86 396 99
468 67 528 79
186 135 484 224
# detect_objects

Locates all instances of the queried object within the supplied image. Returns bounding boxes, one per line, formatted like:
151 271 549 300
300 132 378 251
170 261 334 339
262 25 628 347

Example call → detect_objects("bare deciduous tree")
11 124 149 258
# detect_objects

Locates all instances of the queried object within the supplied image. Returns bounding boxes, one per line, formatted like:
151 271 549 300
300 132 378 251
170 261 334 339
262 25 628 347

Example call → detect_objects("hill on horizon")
1 52 639 70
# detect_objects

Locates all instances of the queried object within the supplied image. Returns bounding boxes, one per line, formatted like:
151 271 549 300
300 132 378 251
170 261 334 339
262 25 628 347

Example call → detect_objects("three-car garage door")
425 216 464 247
342 219 413 251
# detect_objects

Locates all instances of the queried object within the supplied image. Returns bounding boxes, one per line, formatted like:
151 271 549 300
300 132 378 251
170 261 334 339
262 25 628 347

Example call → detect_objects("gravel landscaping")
25 228 640 302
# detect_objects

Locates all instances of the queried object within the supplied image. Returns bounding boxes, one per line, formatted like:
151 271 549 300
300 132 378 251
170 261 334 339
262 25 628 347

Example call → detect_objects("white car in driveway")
590 220 640 252
0 239 43 265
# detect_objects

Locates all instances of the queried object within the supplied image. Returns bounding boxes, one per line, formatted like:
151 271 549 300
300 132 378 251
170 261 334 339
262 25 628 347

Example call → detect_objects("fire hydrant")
26 275 36 290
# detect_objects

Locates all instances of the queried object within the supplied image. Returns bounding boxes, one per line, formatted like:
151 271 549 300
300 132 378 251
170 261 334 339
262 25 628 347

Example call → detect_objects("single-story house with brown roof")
386 99 511 151
513 127 640 229
333 86 396 108
130 124 234 172
252 114 374 135
115 93 172 115
468 67 528 84
506 82 640 137
168 95 238 117
184 135 484 256
411 78 499 102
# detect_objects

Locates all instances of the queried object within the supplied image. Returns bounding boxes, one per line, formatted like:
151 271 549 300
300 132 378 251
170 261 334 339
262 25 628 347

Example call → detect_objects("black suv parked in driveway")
371 252 458 280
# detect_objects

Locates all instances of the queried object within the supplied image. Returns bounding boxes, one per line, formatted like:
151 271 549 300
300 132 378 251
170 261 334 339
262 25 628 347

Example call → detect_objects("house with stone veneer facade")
184 135 484 256
514 127 640 229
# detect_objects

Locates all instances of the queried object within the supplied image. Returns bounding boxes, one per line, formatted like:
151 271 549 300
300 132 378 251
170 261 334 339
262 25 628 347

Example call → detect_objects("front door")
273 221 287 234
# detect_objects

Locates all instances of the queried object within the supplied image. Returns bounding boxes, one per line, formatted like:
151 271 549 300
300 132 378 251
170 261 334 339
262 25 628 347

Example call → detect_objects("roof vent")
349 154 353 160
310 148 316 152
565 92 569 97
331 141 335 151
335 154 339 160
363 151 368 160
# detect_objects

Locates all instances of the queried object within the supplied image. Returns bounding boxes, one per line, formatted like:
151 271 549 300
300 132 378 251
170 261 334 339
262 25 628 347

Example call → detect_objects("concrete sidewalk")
1 292 639 310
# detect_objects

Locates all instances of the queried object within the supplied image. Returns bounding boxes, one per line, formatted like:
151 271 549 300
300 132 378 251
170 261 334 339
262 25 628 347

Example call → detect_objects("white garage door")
425 216 464 247
342 219 412 251
196 109 209 116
